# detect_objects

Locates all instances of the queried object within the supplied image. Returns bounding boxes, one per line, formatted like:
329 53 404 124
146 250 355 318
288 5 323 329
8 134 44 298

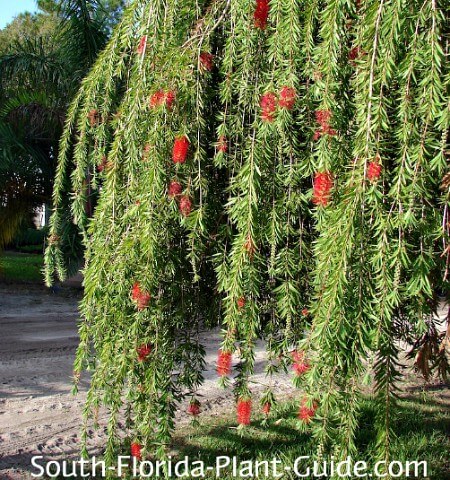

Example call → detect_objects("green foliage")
0 0 116 255
45 0 450 473
13 226 48 247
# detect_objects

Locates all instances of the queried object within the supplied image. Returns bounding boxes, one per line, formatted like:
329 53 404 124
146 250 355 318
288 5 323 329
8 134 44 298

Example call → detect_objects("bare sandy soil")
0 285 297 479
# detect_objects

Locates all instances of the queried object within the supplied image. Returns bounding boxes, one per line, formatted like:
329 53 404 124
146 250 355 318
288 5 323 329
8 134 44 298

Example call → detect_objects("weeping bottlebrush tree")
45 0 449 471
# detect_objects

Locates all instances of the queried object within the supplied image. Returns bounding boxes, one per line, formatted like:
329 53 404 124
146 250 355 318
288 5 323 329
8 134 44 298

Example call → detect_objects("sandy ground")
0 284 297 479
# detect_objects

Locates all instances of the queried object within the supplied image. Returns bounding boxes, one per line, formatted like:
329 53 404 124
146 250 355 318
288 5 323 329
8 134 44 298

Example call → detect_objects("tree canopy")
0 0 121 248
44 0 449 473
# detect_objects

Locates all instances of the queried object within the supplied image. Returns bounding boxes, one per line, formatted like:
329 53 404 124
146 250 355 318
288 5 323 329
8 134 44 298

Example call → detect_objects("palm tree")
0 0 111 251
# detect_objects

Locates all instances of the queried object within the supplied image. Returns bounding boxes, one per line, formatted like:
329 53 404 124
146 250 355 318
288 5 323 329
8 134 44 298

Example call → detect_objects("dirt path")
0 285 295 479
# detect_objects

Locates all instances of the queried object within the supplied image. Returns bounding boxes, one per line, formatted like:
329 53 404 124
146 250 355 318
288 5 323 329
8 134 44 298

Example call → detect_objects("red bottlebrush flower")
313 129 322 141
312 171 333 206
279 86 296 110
88 109 99 127
168 181 182 197
291 350 305 364
131 442 142 460
254 0 270 30
137 35 147 55
165 90 176 109
262 402 271 415
199 52 214 71
291 350 310 375
188 399 201 416
137 344 152 362
237 297 246 309
132 282 142 301
367 161 382 182
137 292 151 310
298 398 318 423
237 398 252 425
260 92 277 122
301 308 309 316
217 135 228 153
293 360 310 376
315 109 332 128
172 136 190 163
132 282 151 310
150 90 176 109
149 90 165 109
217 350 232 376
179 196 192 217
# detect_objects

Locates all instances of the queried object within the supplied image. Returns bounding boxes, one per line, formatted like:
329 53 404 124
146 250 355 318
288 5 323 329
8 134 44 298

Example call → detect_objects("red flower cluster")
278 86 296 110
172 136 190 163
137 344 152 362
132 282 142 300
188 399 201 416
131 442 142 460
179 195 192 217
217 350 232 376
237 398 252 425
367 161 382 182
217 135 228 153
291 350 310 376
313 109 337 140
301 308 309 316
260 92 277 122
298 398 318 423
199 52 214 71
237 297 246 309
138 293 151 310
260 87 297 122
149 90 165 108
312 171 333 206
254 0 270 30
166 90 176 109
168 181 182 197
262 402 271 415
137 35 147 55
150 90 176 109
315 109 332 127
131 282 151 310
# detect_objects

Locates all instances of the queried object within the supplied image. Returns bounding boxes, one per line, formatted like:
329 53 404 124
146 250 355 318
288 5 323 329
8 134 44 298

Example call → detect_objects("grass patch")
43 396 449 479
0 251 44 282
173 397 449 479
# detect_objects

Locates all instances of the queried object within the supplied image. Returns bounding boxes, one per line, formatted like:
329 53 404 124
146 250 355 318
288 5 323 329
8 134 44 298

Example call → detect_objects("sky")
0 0 37 29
